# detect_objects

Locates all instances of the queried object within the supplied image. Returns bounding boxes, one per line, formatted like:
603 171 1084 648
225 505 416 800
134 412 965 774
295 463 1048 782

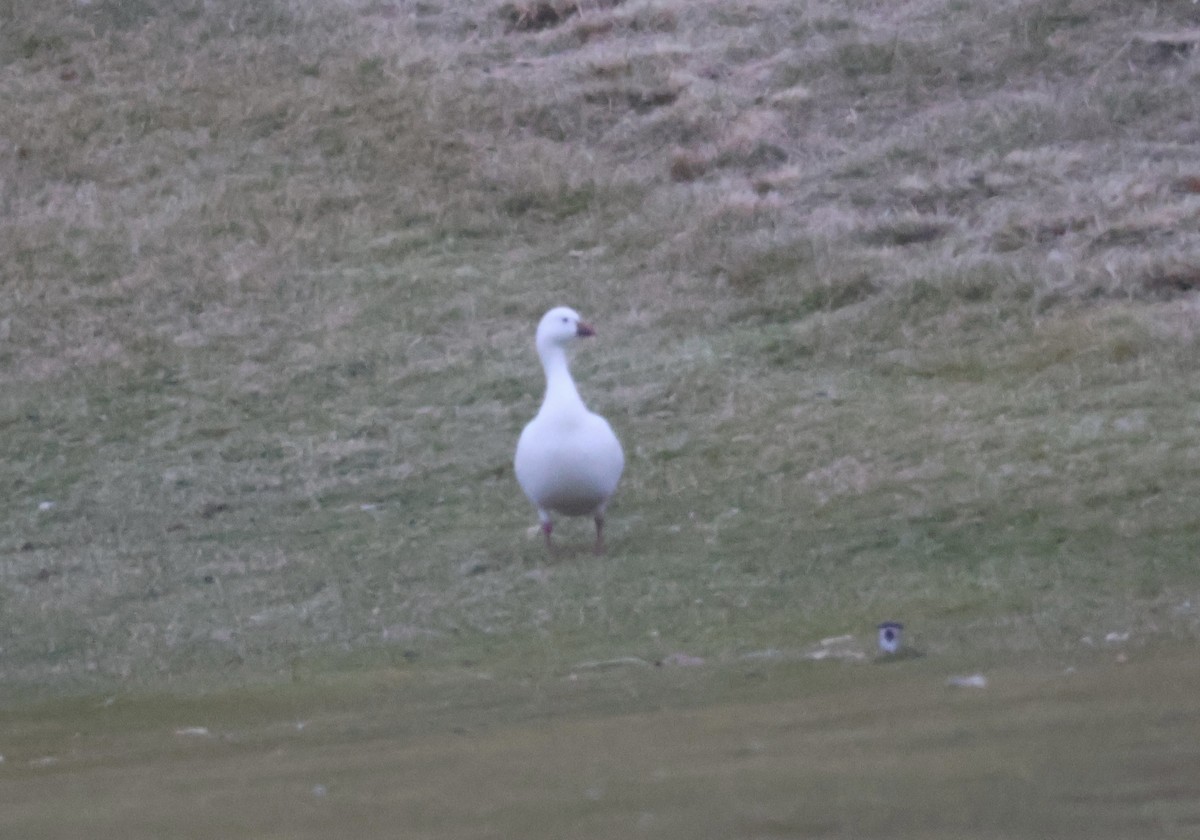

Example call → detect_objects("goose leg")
593 513 606 555
539 515 555 555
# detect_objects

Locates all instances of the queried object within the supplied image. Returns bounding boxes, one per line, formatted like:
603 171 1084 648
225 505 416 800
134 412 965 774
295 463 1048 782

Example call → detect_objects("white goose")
514 306 624 554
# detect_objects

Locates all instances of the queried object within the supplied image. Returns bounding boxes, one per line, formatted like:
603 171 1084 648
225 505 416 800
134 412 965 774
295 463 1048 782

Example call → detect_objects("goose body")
514 307 624 553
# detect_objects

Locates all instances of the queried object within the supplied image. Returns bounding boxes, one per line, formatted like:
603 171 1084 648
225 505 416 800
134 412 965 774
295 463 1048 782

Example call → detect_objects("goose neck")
539 345 585 411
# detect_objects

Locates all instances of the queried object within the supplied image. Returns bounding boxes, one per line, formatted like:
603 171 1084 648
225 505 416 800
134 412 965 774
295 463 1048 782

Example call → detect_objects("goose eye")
561 316 569 323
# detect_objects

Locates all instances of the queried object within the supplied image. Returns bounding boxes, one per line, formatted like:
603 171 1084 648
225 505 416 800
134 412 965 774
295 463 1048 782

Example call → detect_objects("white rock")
947 673 988 689
174 727 212 737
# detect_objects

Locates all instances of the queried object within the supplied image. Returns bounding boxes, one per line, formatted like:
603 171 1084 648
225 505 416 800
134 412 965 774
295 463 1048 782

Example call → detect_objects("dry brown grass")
1 0 1199 702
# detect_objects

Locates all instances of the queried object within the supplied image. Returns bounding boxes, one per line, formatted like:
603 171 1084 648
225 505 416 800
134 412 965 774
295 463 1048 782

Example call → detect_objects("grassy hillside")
2 0 1199 701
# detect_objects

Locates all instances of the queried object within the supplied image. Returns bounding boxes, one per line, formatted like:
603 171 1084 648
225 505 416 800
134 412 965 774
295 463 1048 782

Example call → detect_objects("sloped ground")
1 0 1199 700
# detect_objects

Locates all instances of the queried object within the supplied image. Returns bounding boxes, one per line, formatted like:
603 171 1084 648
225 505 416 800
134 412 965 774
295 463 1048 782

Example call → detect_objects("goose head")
536 306 595 356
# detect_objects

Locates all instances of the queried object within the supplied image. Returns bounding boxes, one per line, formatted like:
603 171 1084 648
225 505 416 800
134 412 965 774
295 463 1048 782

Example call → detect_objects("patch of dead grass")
3 0 1200 699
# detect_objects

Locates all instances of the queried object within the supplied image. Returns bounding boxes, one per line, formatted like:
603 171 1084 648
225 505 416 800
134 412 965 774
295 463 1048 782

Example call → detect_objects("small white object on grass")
37 500 56 512
877 621 903 655
947 673 988 689
820 634 856 647
174 726 212 737
804 635 867 661
514 307 624 555
573 656 650 671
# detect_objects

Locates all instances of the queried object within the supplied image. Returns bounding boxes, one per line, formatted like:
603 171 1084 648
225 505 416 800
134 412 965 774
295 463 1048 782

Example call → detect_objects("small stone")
174 727 211 737
947 673 988 689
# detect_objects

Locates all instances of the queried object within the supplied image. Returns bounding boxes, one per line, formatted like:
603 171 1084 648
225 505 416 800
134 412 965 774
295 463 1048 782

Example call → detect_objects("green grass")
2 0 1200 830
3 645 1200 838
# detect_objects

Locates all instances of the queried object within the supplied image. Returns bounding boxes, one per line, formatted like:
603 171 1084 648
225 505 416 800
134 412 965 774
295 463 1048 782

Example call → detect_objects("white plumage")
514 306 624 554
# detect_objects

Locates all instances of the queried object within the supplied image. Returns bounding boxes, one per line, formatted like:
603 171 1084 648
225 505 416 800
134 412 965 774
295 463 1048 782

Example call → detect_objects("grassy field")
4 647 1200 838
2 0 1200 832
